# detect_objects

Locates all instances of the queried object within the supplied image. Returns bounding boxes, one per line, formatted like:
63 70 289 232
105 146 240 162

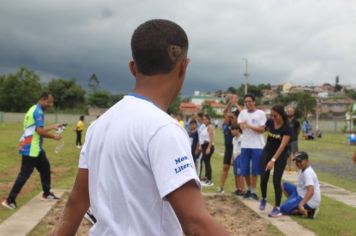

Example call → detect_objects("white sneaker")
216 187 224 193
203 180 214 187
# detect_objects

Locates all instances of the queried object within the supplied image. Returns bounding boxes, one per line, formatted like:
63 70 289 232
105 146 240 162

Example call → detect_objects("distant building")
261 89 278 104
319 97 354 117
190 91 221 106
179 102 200 117
204 101 226 116
345 102 356 132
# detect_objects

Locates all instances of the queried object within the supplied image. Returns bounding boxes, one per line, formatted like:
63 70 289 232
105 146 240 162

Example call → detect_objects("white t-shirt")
197 123 207 145
79 95 200 236
232 135 242 159
237 109 266 149
297 166 321 209
198 124 213 145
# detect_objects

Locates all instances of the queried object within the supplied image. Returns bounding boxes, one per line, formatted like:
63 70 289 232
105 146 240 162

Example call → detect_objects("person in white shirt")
231 124 245 196
52 19 229 236
198 114 215 186
280 151 321 219
237 94 266 201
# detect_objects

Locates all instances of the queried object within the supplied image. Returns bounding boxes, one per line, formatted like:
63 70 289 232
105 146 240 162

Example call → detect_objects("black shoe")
243 190 251 199
2 199 17 210
41 192 60 200
249 193 259 201
234 189 245 196
307 208 319 219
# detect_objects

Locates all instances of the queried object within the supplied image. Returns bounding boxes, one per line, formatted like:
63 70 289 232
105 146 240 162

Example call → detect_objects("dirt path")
29 194 278 236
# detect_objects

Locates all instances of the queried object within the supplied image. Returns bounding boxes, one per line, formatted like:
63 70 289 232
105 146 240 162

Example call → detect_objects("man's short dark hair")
190 119 197 125
243 93 255 101
231 123 242 133
131 19 188 75
39 92 52 100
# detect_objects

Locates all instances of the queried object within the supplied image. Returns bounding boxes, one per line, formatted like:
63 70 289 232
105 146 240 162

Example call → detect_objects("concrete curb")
0 189 66 236
240 197 316 236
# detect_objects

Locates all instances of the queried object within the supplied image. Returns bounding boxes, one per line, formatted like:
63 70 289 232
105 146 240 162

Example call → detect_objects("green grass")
1 124 356 236
203 129 356 236
0 123 80 222
298 131 356 192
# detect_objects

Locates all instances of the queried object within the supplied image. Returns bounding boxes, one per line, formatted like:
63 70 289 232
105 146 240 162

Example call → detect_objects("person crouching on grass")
280 151 321 219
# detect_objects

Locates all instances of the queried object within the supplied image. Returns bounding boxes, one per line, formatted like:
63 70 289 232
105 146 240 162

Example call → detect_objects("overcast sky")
1 0 356 95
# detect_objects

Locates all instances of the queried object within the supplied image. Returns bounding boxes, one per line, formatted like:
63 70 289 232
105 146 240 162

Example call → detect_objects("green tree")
0 66 42 112
167 96 182 115
345 88 356 100
47 78 86 109
227 86 238 94
110 93 125 106
88 73 100 93
88 90 112 108
201 103 218 118
335 75 342 92
274 92 316 117
236 83 271 98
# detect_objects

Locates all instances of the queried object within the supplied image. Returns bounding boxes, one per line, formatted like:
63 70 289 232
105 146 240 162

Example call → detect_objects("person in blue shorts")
231 124 245 195
237 94 266 200
280 151 321 219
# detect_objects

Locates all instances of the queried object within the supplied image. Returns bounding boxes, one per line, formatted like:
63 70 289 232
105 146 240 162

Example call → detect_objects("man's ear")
178 58 190 79
129 61 137 77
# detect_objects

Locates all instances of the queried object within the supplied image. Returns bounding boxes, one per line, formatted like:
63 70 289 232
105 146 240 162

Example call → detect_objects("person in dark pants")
199 114 215 186
75 115 85 148
286 106 300 171
259 105 292 217
2 92 63 210
188 119 199 166
217 97 242 193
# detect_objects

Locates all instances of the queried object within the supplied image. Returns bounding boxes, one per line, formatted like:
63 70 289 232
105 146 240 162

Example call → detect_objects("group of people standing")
2 19 325 236
186 112 216 186
213 93 321 219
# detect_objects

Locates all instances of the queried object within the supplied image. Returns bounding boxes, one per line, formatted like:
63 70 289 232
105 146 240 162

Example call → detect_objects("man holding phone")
2 92 63 210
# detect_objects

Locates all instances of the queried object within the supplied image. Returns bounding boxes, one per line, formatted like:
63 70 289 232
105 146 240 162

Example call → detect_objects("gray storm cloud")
0 0 355 94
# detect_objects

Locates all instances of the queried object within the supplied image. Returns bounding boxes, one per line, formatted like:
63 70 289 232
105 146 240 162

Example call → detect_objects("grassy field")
0 123 80 222
1 123 356 235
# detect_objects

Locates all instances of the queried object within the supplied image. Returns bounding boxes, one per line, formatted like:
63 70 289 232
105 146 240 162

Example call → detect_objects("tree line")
0 67 124 113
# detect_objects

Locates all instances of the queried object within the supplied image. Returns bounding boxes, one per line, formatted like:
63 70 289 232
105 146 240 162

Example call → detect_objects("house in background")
190 91 221 106
204 101 226 116
179 102 200 117
319 97 354 117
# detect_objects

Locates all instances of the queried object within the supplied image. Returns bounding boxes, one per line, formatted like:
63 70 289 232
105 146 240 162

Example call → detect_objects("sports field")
1 122 356 235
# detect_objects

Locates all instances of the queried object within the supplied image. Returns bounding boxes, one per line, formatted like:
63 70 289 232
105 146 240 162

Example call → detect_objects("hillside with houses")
179 82 356 132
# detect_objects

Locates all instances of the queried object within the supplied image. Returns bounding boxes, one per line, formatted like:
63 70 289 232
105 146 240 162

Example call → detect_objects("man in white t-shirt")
53 19 229 236
237 94 266 201
280 151 321 219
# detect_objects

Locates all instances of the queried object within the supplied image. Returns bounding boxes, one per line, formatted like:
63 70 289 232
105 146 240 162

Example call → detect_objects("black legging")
200 143 215 181
260 150 288 206
8 151 51 201
76 130 82 146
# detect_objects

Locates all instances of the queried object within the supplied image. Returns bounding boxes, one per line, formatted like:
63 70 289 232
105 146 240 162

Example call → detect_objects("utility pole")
242 58 249 95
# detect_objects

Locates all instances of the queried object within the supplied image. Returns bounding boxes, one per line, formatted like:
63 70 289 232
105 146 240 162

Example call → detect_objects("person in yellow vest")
75 115 85 148
2 92 62 210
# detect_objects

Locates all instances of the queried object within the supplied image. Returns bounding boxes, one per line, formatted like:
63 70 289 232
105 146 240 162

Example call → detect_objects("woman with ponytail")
259 105 292 217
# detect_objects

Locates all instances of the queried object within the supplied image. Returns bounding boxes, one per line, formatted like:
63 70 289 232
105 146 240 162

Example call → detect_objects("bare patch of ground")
30 193 277 236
